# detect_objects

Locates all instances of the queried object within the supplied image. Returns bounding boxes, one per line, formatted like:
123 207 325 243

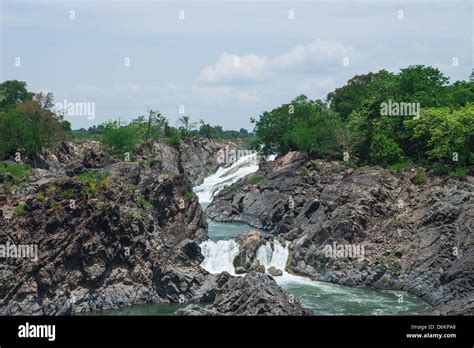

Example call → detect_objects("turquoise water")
78 303 189 316
205 217 429 315
278 279 428 315
207 220 253 241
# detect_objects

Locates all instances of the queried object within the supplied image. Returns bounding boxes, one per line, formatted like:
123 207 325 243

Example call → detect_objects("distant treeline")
0 80 252 160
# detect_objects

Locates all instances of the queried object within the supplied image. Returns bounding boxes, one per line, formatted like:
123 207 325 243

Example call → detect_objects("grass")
97 201 110 212
0 163 32 183
136 196 153 210
77 171 109 184
14 203 25 215
61 189 76 199
46 185 57 194
248 174 266 185
183 190 194 200
299 167 310 176
77 171 109 199
452 166 467 180
35 194 46 202
387 159 412 171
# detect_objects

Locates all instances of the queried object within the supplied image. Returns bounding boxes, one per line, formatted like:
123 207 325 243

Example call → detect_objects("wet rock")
268 266 283 277
176 272 312 316
208 153 474 315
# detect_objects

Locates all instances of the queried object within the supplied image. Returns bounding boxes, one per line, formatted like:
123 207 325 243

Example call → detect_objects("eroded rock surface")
175 272 312 316
207 152 474 314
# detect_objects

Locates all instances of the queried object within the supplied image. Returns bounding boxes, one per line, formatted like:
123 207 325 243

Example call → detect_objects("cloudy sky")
1 0 472 130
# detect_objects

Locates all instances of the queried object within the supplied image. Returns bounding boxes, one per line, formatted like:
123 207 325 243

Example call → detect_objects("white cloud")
199 53 268 84
271 39 355 72
199 39 355 86
297 77 337 95
192 85 260 103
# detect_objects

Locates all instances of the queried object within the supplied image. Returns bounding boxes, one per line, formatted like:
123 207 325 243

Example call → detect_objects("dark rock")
207 154 474 315
176 272 312 316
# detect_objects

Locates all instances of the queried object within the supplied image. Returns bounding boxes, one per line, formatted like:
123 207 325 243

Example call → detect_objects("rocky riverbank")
207 152 474 315
0 138 312 316
175 272 312 316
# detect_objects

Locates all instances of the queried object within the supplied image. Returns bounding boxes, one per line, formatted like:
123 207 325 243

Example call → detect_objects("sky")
1 0 472 131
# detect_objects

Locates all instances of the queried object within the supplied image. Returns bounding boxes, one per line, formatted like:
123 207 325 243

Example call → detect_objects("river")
87 154 428 315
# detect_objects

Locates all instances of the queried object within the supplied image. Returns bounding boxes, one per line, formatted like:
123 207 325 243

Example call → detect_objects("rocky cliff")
0 138 311 316
207 152 474 315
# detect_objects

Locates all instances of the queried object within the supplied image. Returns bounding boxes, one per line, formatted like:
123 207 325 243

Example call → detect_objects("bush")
413 167 428 185
453 166 467 180
433 162 449 176
102 122 138 156
369 133 404 165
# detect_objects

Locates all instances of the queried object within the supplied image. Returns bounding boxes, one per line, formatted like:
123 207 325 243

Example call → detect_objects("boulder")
268 266 283 277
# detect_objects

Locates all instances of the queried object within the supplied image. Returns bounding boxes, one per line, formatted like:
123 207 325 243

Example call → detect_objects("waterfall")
200 239 289 277
194 153 275 204
256 240 289 273
200 239 239 275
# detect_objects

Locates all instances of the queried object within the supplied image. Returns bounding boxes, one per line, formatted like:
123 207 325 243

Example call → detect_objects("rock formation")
207 152 474 315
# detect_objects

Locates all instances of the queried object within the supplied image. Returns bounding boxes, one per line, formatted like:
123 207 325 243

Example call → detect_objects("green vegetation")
97 201 110 212
0 81 69 160
300 167 310 176
14 203 25 215
35 194 46 202
61 189 76 199
0 163 32 183
75 171 108 199
251 65 473 177
136 196 153 210
183 190 194 201
413 167 428 185
248 174 266 185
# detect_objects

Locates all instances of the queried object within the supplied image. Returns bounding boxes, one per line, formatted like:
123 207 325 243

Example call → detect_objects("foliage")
0 163 32 183
248 174 266 185
414 167 428 185
251 65 473 176
0 86 66 159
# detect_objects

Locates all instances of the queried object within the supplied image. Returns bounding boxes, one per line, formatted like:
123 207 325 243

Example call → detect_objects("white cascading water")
200 240 240 275
194 153 259 204
200 239 290 277
256 240 289 273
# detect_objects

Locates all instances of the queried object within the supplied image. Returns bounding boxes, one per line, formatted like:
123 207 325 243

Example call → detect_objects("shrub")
413 167 428 185
97 202 110 212
433 162 449 176
183 191 194 201
136 196 153 210
453 166 467 180
14 203 25 215
248 175 266 185
102 122 138 156
370 133 404 165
